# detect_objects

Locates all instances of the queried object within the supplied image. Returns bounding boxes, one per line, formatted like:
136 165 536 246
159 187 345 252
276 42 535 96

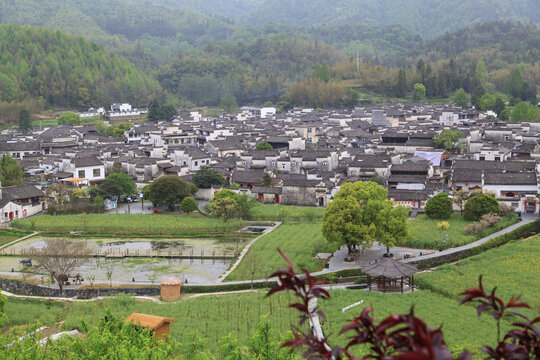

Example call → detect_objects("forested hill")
0 24 160 107
157 36 346 106
0 0 232 66
143 0 540 39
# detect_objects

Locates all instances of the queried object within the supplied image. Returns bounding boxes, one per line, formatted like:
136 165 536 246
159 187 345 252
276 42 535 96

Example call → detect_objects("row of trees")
426 191 501 221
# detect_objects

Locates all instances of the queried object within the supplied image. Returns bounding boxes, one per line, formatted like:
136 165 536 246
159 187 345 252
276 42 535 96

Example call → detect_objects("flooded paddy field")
0 236 251 284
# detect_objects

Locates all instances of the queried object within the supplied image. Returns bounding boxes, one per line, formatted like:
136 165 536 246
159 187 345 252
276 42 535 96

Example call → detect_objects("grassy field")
320 289 508 357
416 235 540 309
248 203 325 222
4 287 515 357
225 222 337 281
4 291 299 354
405 213 519 249
0 228 32 247
11 213 245 237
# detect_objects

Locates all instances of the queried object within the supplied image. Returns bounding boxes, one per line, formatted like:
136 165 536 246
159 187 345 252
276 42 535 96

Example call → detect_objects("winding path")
217 221 281 282
0 232 39 253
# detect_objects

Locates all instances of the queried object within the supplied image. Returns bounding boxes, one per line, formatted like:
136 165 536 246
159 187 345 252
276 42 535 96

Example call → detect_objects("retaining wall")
0 278 159 299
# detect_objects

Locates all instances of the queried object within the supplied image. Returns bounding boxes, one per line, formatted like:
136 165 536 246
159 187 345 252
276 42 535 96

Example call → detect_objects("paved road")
402 213 537 264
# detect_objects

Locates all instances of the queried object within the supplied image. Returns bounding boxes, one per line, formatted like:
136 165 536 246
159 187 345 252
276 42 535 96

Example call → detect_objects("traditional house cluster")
2 101 539 221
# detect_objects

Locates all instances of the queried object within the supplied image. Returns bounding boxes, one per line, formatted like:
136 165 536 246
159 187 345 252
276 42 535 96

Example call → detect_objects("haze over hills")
0 0 233 65
141 0 540 39
0 0 538 111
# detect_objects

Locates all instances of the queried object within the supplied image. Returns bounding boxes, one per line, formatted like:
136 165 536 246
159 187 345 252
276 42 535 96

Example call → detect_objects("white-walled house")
483 172 539 214
261 107 276 118
171 148 211 171
0 184 46 223
60 157 106 185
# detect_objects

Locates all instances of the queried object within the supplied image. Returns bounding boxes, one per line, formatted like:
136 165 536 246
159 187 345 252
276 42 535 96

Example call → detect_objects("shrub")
211 198 242 222
425 192 453 219
464 194 499 221
180 197 198 213
498 202 515 216
479 213 501 228
437 221 450 230
211 189 255 219
463 213 502 235
464 222 484 235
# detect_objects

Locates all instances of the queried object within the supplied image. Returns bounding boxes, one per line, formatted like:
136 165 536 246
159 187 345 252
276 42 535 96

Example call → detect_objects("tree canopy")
464 194 500 221
192 166 225 189
58 112 81 125
147 175 197 210
18 108 31 133
99 173 136 200
433 129 464 151
323 181 407 255
0 24 160 107
255 142 273 151
0 154 23 186
425 193 453 219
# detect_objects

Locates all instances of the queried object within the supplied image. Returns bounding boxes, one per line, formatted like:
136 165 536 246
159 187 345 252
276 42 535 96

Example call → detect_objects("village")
1 102 539 221
0 101 539 356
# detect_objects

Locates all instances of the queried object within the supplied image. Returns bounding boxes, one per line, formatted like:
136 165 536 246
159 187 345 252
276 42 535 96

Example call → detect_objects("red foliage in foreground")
267 248 539 360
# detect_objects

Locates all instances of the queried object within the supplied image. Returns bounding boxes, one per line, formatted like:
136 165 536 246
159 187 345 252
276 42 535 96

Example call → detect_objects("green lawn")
31 118 58 128
225 223 336 281
11 213 245 237
248 203 325 222
416 235 540 310
405 213 519 249
0 228 32 247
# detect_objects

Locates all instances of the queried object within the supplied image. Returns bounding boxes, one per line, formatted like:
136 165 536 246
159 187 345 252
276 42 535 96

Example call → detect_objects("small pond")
0 236 246 284
4 236 241 255
0 256 229 284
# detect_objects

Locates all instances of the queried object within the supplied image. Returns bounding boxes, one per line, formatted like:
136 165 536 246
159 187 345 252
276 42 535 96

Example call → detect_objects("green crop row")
11 213 245 237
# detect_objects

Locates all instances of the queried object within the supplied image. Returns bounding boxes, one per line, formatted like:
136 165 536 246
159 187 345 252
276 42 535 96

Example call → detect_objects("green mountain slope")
154 0 540 39
0 0 233 65
158 36 346 105
0 24 160 107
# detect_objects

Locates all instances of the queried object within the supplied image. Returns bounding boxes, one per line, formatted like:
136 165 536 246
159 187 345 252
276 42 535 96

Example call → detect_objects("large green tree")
0 154 23 186
510 102 540 122
425 193 454 219
451 88 468 108
211 197 242 222
192 166 225 189
148 175 197 210
58 112 81 125
413 83 426 101
219 95 239 113
99 173 136 200
493 97 505 117
322 181 405 255
464 194 499 221
433 129 464 151
147 98 161 123
375 201 410 255
18 109 31 133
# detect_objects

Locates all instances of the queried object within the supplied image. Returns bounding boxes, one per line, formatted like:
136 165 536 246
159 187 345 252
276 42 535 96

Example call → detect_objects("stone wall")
282 186 316 206
0 278 159 299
